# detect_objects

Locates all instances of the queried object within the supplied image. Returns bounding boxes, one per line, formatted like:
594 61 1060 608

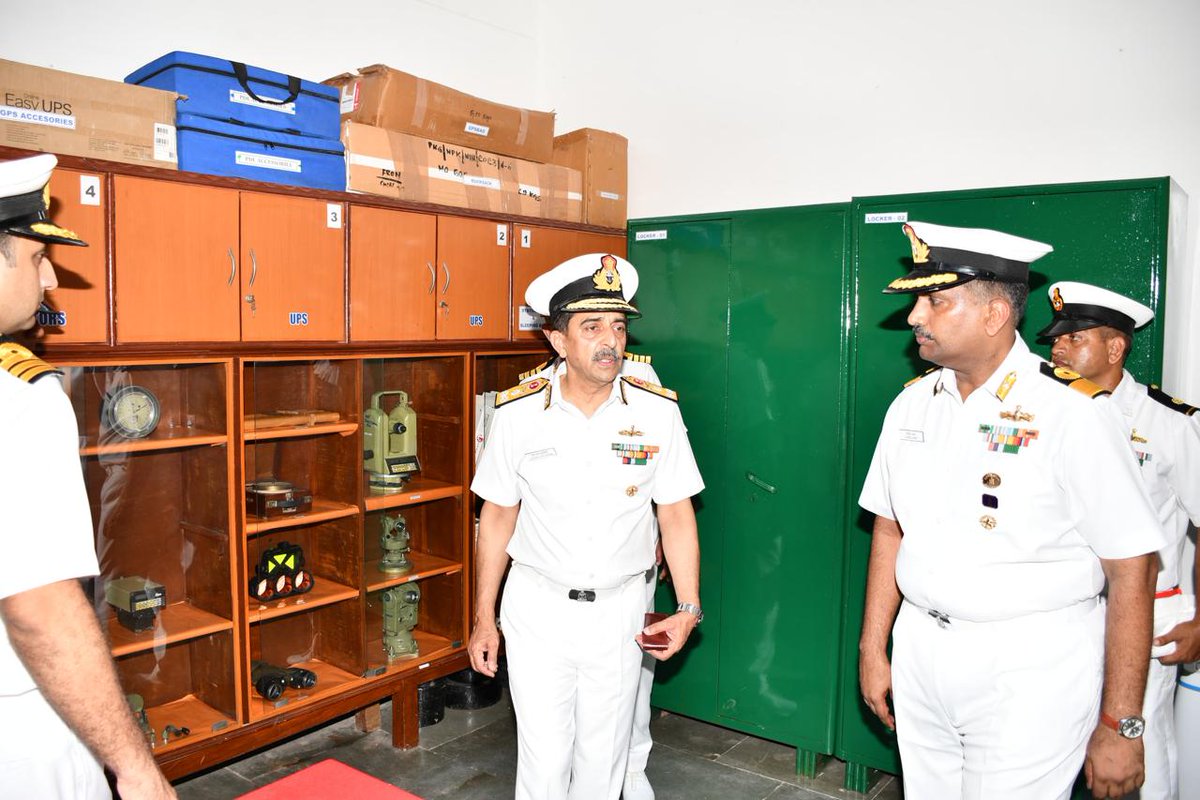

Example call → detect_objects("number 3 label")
327 204 343 229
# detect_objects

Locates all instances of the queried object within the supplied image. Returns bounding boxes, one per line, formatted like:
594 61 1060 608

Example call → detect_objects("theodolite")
364 390 421 492
379 512 413 574
382 584 421 661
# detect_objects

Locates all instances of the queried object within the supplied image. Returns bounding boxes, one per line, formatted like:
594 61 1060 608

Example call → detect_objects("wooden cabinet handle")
426 261 435 295
441 262 451 295
226 248 237 287
248 249 258 287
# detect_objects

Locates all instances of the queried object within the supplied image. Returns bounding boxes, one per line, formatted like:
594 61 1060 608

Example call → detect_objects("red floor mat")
237 758 423 799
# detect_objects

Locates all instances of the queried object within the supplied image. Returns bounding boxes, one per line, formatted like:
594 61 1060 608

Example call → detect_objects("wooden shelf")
248 579 359 624
244 421 358 441
246 499 360 535
146 694 239 754
82 431 228 457
364 630 458 678
364 552 463 593
247 658 363 721
108 602 234 658
364 478 463 511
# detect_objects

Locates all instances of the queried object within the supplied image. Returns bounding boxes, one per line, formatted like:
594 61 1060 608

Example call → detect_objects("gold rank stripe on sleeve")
623 351 652 364
0 342 61 383
1147 384 1199 416
495 377 550 408
904 366 938 388
621 375 678 402
1038 362 1110 399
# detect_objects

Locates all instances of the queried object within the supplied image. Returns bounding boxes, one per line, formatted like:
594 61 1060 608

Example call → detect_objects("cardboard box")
343 122 580 222
328 65 555 164
0 59 177 169
552 128 627 229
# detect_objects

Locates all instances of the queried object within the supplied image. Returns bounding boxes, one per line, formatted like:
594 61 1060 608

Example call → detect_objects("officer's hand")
468 620 501 677
1155 617 1200 665
636 611 696 661
858 649 895 731
1084 724 1145 798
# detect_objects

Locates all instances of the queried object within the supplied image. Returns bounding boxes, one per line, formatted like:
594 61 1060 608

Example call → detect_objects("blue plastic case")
126 51 340 140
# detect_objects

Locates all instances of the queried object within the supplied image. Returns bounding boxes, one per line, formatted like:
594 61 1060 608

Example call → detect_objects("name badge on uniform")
525 448 557 460
899 429 924 443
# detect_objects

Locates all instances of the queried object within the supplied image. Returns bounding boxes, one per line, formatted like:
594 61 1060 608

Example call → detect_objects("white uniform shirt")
1112 371 1200 591
0 370 100 696
859 337 1165 622
472 361 703 588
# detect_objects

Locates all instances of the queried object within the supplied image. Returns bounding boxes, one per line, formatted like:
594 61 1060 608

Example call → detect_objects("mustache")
593 347 621 362
912 325 934 341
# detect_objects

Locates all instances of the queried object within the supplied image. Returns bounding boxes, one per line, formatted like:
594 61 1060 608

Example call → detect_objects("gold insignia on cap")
592 254 623 293
1000 405 1034 422
41 183 51 211
982 473 1001 488
903 224 931 264
626 485 638 497
1051 286 1064 312
979 515 997 530
28 221 80 240
886 272 959 291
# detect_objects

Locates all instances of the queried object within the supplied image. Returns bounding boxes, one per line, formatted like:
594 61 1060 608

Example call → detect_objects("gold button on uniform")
979 515 997 530
626 486 638 497
982 473 1001 488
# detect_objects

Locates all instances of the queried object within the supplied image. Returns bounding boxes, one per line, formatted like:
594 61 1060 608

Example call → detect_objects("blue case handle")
230 61 301 106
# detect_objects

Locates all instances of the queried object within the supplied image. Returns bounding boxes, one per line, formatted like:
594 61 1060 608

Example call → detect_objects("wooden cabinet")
37 168 110 344
113 177 345 344
435 216 511 340
510 225 626 340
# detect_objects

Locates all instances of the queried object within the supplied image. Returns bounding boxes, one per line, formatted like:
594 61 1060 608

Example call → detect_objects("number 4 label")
79 175 101 206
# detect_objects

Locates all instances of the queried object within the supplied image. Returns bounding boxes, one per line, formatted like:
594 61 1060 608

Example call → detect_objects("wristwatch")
676 602 704 623
1100 712 1146 740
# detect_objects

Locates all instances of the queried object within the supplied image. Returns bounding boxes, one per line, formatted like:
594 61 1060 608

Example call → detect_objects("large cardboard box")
0 59 177 169
552 128 627 229
343 122 580 222
328 66 555 164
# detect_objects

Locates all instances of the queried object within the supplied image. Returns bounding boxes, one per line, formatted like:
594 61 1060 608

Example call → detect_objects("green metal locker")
837 178 1178 790
628 203 851 772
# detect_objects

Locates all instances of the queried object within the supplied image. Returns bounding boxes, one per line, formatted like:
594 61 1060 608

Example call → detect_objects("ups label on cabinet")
289 312 309 326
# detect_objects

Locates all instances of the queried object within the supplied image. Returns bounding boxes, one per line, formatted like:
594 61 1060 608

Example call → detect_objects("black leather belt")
568 589 597 602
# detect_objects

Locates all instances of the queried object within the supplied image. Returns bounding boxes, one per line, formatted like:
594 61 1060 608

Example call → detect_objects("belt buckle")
928 610 950 629
568 589 596 602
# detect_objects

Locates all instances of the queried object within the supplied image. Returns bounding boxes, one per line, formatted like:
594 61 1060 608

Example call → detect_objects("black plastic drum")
443 668 501 710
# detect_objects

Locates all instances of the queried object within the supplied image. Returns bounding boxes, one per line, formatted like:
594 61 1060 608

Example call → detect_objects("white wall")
6 0 1198 395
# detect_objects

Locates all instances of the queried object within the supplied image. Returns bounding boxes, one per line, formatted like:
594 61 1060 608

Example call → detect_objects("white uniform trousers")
0 688 110 799
892 598 1104 800
502 563 647 800
627 567 657 773
1175 669 1200 799
1132 591 1194 800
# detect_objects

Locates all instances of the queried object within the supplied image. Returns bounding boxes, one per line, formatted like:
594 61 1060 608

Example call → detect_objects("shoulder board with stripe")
0 342 61 383
1039 362 1110 399
624 351 652 364
1147 384 1198 416
621 375 677 402
518 359 552 382
903 367 938 388
495 377 550 408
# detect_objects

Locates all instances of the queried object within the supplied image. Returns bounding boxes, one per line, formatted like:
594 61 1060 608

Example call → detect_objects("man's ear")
546 327 566 359
983 295 1013 337
1106 332 1128 366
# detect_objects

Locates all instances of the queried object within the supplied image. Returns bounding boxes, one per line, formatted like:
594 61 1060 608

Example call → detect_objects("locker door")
838 178 1174 779
715 206 849 752
628 218 731 721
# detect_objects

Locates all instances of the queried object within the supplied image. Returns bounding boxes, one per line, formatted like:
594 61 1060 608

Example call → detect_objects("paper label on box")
567 191 583 201
236 151 302 173
79 175 101 206
519 305 545 331
635 230 668 241
349 152 395 170
865 212 908 224
340 82 359 114
153 123 177 163
229 89 296 115
0 104 76 130
465 175 501 190
465 121 490 137
599 191 622 201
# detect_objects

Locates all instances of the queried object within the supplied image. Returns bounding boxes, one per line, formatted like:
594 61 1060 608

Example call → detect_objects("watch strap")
676 602 703 622
1099 712 1120 732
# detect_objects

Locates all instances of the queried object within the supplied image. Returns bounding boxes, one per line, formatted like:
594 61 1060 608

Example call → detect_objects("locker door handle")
745 472 777 494
226 247 237 286
441 262 451 294
248 248 258 287
426 262 436 294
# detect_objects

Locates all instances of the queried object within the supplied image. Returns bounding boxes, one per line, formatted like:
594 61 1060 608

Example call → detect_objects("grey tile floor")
175 690 902 799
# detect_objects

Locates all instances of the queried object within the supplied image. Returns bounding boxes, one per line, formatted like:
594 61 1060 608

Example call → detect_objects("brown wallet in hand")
640 612 670 650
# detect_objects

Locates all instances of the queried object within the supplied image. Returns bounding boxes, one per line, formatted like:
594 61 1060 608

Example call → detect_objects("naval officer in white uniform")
469 253 704 800
1042 281 1200 800
858 221 1165 799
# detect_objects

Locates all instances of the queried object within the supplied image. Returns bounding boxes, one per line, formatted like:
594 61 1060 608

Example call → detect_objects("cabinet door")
113 177 241 343
349 206 437 342
435 217 510 340
39 168 109 344
577 232 627 259
510 226 583 340
240 193 346 342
